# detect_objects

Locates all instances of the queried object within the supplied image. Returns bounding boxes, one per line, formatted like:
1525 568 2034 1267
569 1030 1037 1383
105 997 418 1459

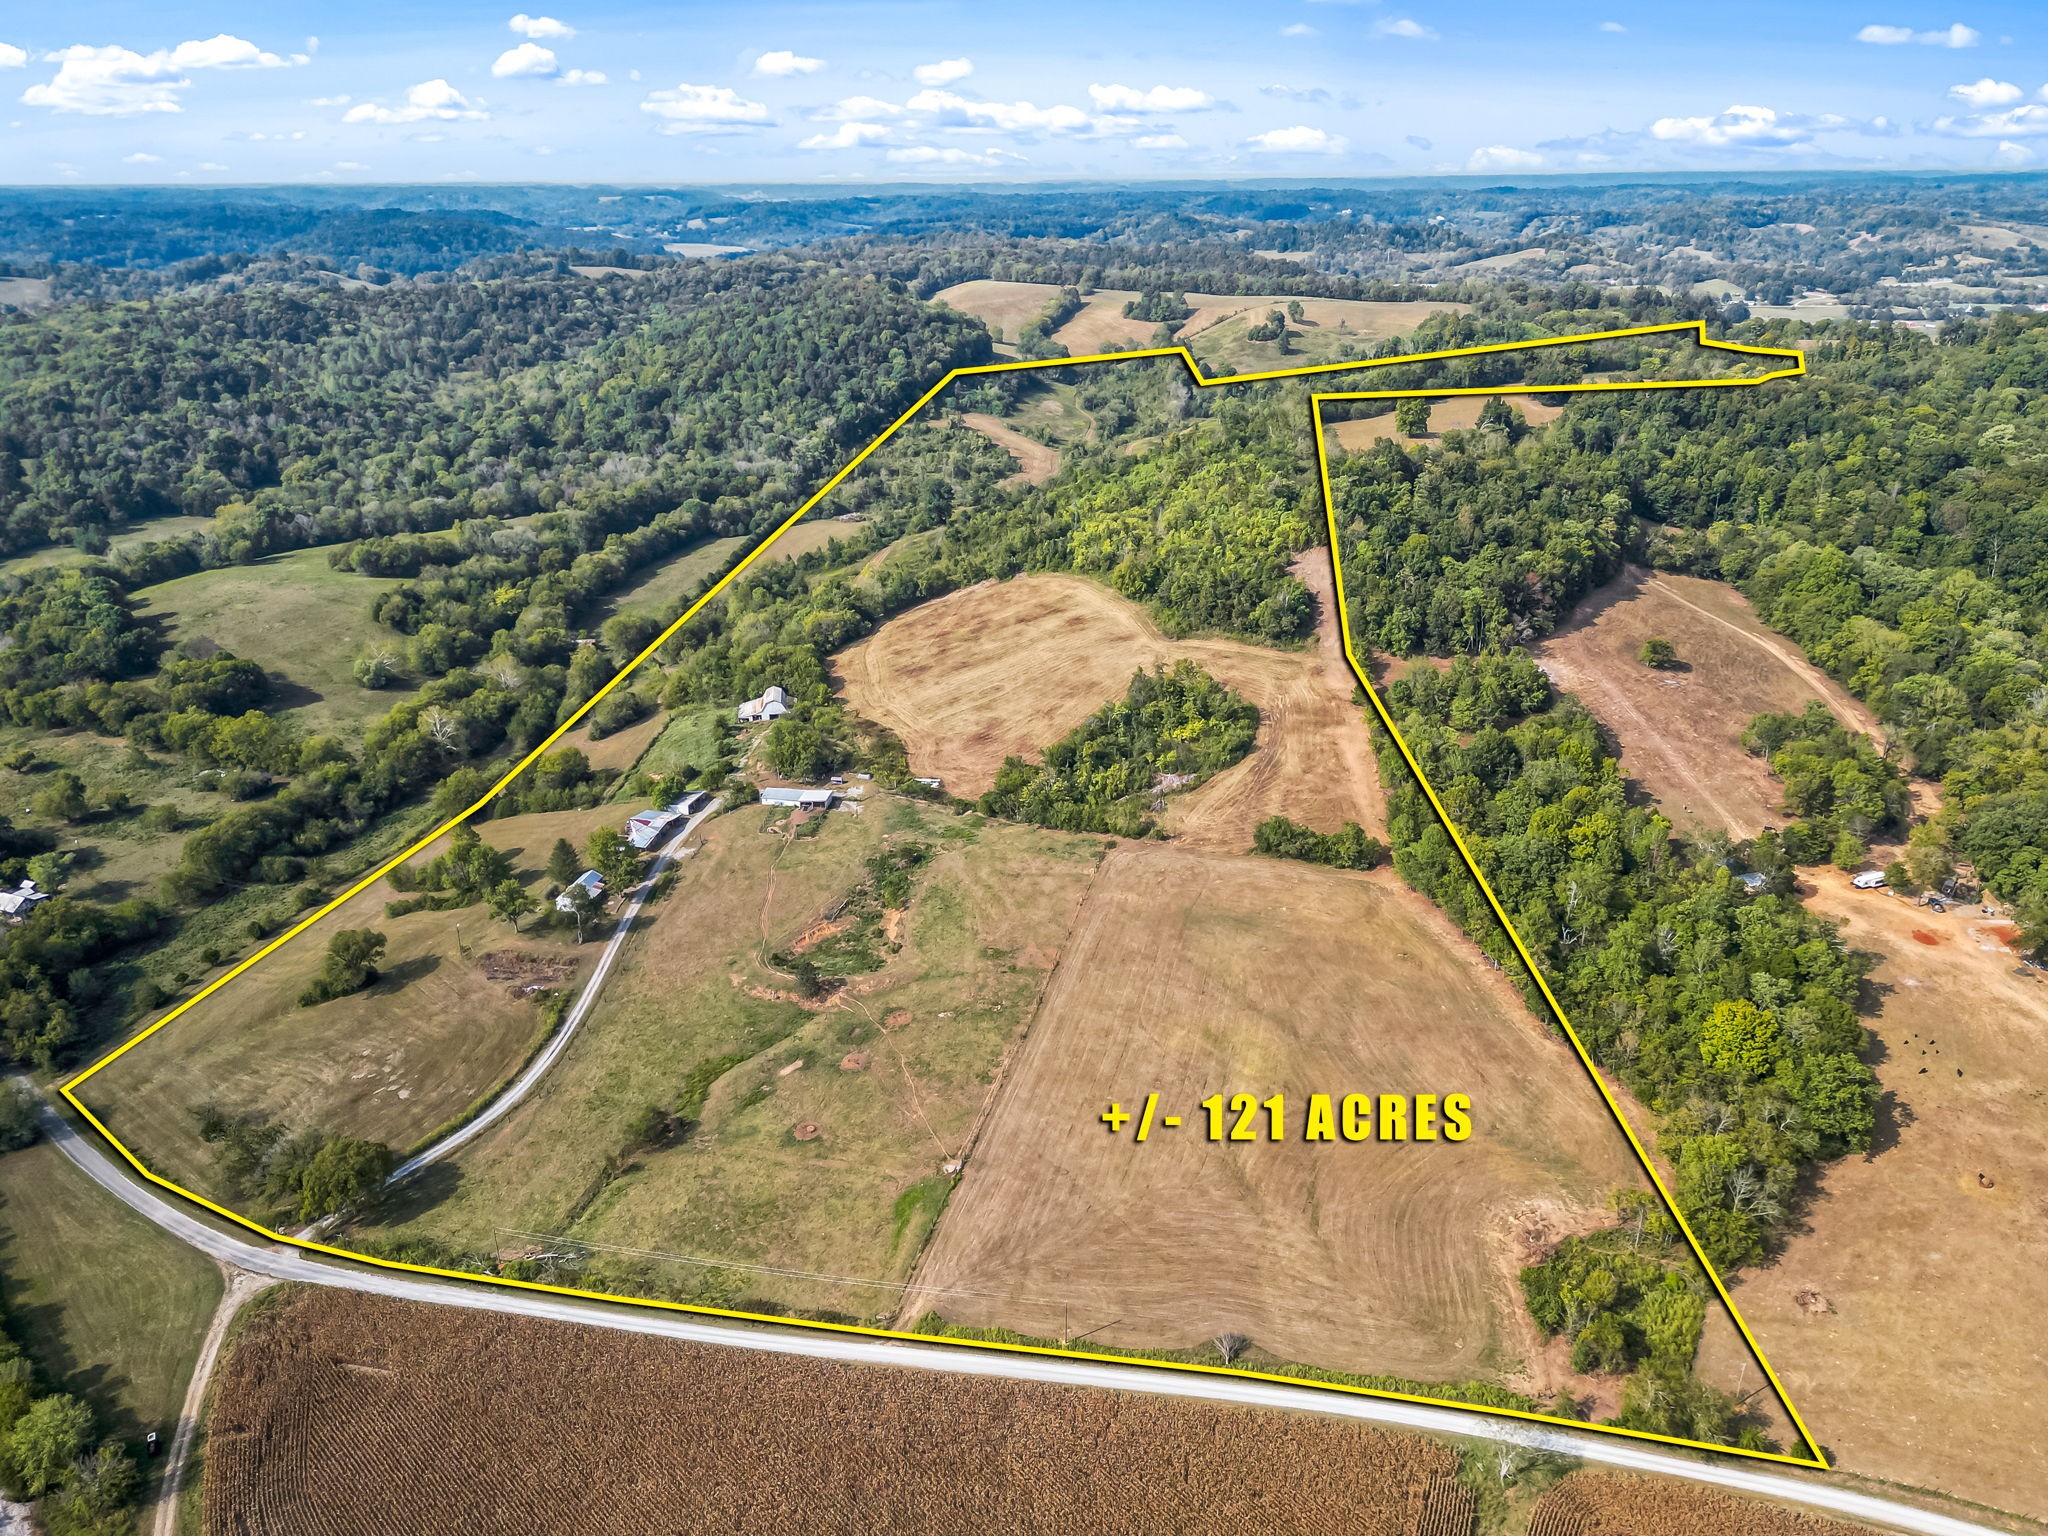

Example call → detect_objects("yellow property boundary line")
63 320 1828 1470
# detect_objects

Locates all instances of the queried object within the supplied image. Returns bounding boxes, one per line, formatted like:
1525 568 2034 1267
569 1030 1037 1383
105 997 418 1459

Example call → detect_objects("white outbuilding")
738 685 790 724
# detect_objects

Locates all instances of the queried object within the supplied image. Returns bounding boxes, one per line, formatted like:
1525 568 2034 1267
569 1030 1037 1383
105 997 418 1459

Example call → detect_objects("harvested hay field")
901 843 1649 1388
1698 867 2048 1518
1325 394 1564 451
1533 567 1882 838
1526 1471 1880 1536
79 803 624 1202
834 572 1382 843
205 1287 1471 1536
958 411 1060 483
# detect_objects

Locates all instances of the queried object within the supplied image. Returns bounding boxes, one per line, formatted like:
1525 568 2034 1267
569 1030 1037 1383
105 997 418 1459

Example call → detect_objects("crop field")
1697 867 2048 1518
129 547 411 740
958 411 1061 483
205 1287 1475 1536
79 803 625 1202
834 572 1383 843
0 1136 223 1439
1325 394 1564 451
1525 1471 1880 1536
1532 569 1882 838
369 796 1103 1320
901 842 1650 1391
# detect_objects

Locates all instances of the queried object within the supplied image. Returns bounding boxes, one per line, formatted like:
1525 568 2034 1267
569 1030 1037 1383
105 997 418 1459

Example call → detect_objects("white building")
0 879 49 921
1852 870 1889 890
760 787 835 810
738 685 790 724
625 808 682 850
555 869 606 912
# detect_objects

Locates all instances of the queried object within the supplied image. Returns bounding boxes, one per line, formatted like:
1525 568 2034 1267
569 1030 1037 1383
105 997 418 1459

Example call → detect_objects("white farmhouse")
555 869 606 913
737 685 790 724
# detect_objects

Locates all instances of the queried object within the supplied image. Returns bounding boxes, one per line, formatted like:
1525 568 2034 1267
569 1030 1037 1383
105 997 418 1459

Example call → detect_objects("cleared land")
0 515 220 576
958 411 1060 484
80 804 625 1203
0 1135 223 1439
601 520 855 624
129 548 409 740
1700 867 2048 1519
1326 395 1564 451
371 798 1103 1321
1533 568 1882 838
205 1286 1472 1536
931 280 1469 371
903 843 1648 1389
834 572 1383 843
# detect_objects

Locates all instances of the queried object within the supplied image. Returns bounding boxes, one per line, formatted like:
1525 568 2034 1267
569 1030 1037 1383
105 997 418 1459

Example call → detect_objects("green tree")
586 828 641 893
1395 397 1431 436
30 771 88 823
299 928 387 1007
546 836 581 887
488 878 538 933
3 1392 93 1497
292 1136 394 1223
1698 1000 1785 1081
0 1079 38 1152
1638 637 1678 669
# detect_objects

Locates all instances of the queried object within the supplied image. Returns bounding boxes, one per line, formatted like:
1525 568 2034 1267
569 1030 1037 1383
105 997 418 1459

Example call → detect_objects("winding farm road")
39 1105 2004 1536
387 796 721 1184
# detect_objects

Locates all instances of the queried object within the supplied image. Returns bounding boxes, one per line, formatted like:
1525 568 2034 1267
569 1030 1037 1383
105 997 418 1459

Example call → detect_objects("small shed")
555 869 606 912
738 685 790 724
761 787 835 810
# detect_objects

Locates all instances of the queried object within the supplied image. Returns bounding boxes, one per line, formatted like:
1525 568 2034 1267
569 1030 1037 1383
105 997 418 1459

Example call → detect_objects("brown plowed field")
1533 568 1882 838
1699 868 2048 1519
205 1287 1465 1536
900 843 1648 1385
1525 1470 1880 1536
833 572 1382 843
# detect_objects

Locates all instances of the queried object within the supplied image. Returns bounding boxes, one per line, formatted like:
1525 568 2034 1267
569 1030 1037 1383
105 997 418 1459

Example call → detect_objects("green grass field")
367 796 1101 1322
0 1134 223 1439
0 515 222 577
128 547 410 740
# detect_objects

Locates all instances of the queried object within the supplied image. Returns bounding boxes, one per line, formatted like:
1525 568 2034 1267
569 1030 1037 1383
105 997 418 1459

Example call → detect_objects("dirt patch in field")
1532 567 1883 839
957 412 1060 484
902 844 1653 1387
1326 394 1563 450
476 951 579 996
1699 867 2048 1518
1526 1470 1883 1535
207 1287 1462 1536
833 572 1382 845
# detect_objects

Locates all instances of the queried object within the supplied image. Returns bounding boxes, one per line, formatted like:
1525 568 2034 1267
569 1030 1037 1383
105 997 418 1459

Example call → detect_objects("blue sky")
5 2 2048 184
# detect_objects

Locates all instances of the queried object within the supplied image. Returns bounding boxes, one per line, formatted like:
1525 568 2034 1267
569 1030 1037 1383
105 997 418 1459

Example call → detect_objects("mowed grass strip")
129 547 410 740
205 1286 1467 1536
0 1134 223 1438
78 804 624 1203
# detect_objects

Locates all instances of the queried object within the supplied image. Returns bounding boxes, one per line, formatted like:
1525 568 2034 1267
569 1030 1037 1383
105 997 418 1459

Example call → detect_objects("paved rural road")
40 1108 2002 1536
387 796 722 1184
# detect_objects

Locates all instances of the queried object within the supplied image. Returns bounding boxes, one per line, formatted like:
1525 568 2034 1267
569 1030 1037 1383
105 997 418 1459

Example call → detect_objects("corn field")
205 1289 1467 1535
1526 1472 1880 1536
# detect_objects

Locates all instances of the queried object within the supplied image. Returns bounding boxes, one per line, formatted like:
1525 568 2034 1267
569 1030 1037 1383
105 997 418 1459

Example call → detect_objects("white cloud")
1933 103 2048 136
1468 144 1545 170
334 160 367 170
1088 83 1214 112
1600 20 1627 31
0 43 26 68
798 120 892 149
1282 23 1318 36
510 14 575 40
1994 139 2034 163
906 88 1095 134
1247 124 1344 153
1856 22 1979 46
1949 77 2022 106
343 79 488 124
559 68 605 86
309 94 351 106
120 150 160 162
812 94 903 120
1650 103 1807 147
639 82 770 133
1134 132 1187 149
912 58 971 86
22 34 296 115
1375 18 1438 39
754 49 823 76
196 161 226 170
492 42 558 77
886 143 1016 166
